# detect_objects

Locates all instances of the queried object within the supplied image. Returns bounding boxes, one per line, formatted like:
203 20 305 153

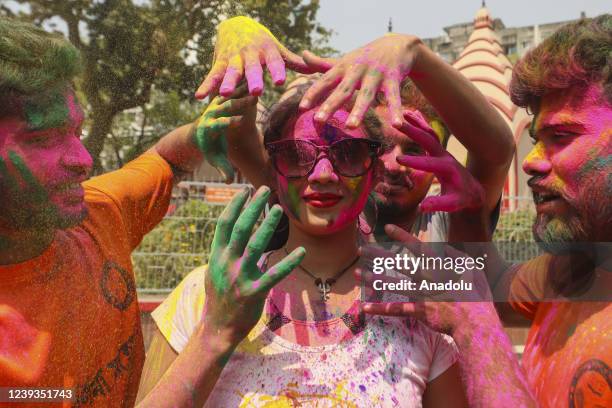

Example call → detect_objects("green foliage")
493 210 535 242
12 0 333 172
493 209 542 264
133 199 224 291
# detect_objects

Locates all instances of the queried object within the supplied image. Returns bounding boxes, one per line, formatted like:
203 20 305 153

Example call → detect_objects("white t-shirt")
152 264 458 408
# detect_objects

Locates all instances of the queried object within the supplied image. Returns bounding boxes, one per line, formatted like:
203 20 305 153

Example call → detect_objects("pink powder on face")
372 105 434 212
0 91 92 227
274 108 375 233
523 84 612 241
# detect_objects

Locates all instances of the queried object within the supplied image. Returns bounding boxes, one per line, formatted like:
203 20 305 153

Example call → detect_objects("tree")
11 0 333 172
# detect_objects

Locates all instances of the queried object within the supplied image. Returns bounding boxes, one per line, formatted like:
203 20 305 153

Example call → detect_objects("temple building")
444 4 534 203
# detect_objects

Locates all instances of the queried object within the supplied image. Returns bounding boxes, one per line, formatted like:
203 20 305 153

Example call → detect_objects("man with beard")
492 14 612 407
369 15 611 407
365 79 502 244
0 17 231 406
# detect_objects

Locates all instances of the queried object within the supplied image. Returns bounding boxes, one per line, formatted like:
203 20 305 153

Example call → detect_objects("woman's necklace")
283 247 360 302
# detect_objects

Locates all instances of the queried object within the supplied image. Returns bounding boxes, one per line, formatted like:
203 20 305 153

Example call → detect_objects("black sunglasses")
265 138 382 178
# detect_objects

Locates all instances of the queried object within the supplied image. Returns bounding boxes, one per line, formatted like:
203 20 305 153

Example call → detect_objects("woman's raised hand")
300 34 422 129
195 16 313 99
202 186 305 344
193 85 258 183
395 110 485 213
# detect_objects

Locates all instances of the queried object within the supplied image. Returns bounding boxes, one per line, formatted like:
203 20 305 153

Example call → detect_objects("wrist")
408 39 432 78
194 320 242 351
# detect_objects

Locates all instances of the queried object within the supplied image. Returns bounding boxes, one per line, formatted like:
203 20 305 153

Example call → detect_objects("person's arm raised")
301 35 514 213
195 16 313 99
136 186 305 407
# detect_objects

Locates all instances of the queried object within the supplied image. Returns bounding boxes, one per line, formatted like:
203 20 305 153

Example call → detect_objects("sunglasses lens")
271 141 317 178
330 139 374 177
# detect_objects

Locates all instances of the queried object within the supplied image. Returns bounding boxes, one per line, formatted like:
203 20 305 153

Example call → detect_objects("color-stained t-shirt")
509 254 612 408
0 152 174 407
152 265 459 408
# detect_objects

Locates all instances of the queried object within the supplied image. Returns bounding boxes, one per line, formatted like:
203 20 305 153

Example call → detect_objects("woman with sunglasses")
137 84 468 407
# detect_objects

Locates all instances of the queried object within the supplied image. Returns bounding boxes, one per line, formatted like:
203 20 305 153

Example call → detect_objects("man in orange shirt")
0 17 215 407
499 14 612 408
311 14 611 408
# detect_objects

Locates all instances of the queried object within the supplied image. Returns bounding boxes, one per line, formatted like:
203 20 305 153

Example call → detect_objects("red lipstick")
303 192 342 208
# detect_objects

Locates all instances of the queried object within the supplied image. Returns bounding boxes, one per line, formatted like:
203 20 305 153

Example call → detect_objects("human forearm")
410 42 514 166
410 42 514 210
226 118 271 188
153 123 203 176
136 324 237 408
451 303 536 407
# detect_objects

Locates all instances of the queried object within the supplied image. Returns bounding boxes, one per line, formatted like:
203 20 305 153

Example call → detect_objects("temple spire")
388 18 393 32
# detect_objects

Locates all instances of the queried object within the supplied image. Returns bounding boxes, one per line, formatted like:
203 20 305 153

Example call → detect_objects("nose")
522 142 552 176
61 134 93 176
308 156 339 184
384 146 408 174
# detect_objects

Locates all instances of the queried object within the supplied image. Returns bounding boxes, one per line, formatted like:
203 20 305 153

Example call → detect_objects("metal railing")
134 189 540 293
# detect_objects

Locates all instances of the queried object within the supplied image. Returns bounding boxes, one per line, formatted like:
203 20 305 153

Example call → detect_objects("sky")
317 0 611 53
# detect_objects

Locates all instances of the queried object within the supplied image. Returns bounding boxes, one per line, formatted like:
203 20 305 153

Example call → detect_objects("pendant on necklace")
315 278 336 302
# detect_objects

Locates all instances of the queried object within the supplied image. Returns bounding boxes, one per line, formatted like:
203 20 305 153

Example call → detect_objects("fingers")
345 70 383 128
383 224 435 259
241 205 284 275
263 45 286 85
217 83 250 102
243 49 264 96
361 302 416 316
255 246 306 293
395 113 445 156
384 224 462 259
302 50 336 72
300 68 342 111
314 69 362 123
419 193 464 213
396 155 453 176
358 245 396 260
210 154 235 184
196 60 228 100
278 44 312 74
219 56 244 97
211 188 251 254
215 96 258 117
381 78 403 128
227 186 271 257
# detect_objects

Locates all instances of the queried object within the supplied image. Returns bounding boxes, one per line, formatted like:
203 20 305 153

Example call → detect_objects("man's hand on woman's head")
193 85 258 183
395 110 485 213
195 16 313 99
300 34 423 129
202 186 305 345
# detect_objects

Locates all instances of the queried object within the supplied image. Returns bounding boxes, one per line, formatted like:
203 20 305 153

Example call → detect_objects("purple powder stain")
359 384 366 392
